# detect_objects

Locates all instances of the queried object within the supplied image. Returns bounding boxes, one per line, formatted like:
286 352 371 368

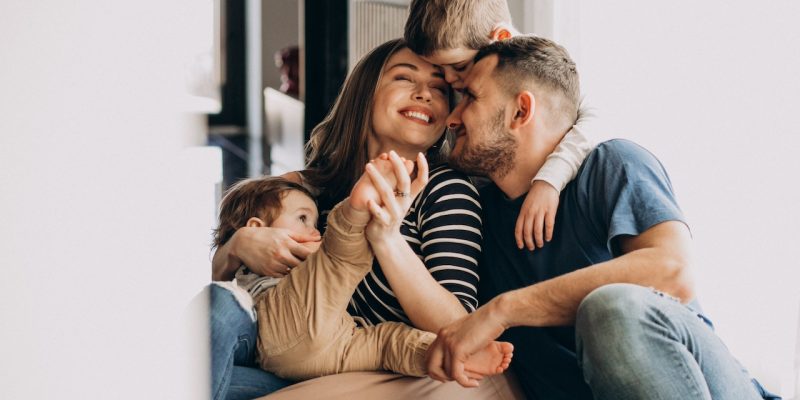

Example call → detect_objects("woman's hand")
362 151 429 245
514 180 559 250
213 226 320 280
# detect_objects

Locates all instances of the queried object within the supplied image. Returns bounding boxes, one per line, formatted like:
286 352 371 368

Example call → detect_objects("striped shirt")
317 165 482 326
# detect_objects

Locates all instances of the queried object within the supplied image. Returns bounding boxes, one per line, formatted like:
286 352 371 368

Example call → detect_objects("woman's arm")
211 227 318 281
370 165 482 332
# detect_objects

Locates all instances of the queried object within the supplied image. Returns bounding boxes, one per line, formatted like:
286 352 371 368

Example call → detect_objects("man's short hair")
212 177 314 249
404 0 511 56
475 35 580 128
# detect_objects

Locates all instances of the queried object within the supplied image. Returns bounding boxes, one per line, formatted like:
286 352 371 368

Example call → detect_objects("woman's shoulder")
415 164 482 216
428 164 477 188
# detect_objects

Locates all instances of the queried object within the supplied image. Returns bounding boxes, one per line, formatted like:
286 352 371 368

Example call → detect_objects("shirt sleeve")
533 97 599 191
576 139 688 256
416 168 483 312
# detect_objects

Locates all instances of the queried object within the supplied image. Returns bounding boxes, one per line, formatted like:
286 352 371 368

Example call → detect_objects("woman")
210 39 487 400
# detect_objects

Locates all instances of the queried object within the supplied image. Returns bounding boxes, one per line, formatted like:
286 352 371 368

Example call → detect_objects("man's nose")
446 102 464 129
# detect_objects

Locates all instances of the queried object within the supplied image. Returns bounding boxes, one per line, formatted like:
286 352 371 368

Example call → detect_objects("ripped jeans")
575 283 780 400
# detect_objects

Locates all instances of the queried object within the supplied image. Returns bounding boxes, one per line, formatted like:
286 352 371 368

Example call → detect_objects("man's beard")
449 107 517 178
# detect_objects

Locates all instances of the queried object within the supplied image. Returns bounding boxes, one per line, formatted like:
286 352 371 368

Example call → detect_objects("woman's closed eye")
430 82 449 94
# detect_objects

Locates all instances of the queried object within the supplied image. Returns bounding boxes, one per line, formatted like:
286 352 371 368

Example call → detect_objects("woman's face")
370 48 450 154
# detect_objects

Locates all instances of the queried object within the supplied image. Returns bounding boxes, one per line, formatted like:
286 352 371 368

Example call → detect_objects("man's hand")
232 227 320 277
426 300 508 388
515 179 559 250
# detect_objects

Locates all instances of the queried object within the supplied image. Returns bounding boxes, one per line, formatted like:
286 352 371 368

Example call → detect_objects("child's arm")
515 100 599 250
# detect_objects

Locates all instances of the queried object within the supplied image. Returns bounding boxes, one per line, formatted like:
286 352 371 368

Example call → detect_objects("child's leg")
341 321 435 377
256 201 374 365
271 321 514 380
343 323 514 378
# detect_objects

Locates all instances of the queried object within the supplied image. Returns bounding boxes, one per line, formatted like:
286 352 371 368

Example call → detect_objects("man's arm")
497 220 694 327
427 220 694 387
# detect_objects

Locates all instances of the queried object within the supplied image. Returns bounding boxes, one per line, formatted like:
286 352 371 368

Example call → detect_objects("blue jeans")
210 284 293 400
575 283 779 400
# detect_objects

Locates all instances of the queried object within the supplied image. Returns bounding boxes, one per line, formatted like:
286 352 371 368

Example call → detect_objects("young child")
404 0 599 251
212 154 514 381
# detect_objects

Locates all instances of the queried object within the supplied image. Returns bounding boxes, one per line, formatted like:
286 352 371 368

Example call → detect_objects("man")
427 36 776 400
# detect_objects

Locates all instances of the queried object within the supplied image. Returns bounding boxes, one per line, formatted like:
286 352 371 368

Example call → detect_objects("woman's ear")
510 91 535 129
246 217 266 228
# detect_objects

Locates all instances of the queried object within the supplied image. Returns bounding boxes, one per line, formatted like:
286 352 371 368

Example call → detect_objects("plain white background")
1 0 798 398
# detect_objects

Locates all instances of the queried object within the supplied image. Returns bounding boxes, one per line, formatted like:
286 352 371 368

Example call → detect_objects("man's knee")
576 283 652 334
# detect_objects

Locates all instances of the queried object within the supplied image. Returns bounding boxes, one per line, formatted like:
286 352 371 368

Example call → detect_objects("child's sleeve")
532 99 599 191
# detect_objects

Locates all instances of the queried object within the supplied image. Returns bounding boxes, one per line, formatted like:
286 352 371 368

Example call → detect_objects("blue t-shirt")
478 139 687 400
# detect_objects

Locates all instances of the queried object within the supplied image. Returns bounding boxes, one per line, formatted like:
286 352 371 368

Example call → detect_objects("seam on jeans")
650 288 709 398
213 341 237 400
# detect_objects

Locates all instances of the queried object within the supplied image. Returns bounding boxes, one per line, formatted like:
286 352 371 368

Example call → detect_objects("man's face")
447 55 517 178
422 47 479 90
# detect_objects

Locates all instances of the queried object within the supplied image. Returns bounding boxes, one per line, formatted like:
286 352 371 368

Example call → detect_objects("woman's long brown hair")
304 38 454 209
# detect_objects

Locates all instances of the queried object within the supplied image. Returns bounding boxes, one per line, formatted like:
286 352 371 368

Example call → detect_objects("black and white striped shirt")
318 165 483 326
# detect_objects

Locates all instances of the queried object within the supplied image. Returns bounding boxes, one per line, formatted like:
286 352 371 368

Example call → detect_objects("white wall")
548 0 800 396
0 1 216 398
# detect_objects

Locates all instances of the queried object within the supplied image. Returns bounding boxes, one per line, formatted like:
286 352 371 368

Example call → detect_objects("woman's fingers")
410 152 429 198
367 199 390 225
365 163 404 218
388 151 411 197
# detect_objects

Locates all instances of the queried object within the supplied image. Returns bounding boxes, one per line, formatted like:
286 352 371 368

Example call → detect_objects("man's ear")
489 22 518 42
246 217 266 228
510 91 535 129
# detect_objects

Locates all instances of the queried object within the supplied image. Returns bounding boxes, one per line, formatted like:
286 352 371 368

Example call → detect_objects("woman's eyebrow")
388 62 444 79
386 63 418 72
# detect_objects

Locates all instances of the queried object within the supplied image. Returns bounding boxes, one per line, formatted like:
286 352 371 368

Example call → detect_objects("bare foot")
463 341 514 377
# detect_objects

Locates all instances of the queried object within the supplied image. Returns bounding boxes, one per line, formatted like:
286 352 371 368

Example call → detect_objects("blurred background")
1 0 798 398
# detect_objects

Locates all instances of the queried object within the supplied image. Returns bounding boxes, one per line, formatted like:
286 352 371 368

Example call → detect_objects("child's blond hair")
404 0 511 56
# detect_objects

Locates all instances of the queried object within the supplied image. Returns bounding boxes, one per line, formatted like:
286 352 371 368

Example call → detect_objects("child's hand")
514 180 559 250
363 152 429 244
350 154 405 211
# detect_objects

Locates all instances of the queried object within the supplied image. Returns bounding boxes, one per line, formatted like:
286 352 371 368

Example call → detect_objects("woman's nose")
414 85 432 102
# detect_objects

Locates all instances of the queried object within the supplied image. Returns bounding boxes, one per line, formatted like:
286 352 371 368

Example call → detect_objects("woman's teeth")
402 111 430 123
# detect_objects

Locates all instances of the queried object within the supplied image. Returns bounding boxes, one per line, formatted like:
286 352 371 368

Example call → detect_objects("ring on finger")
393 190 410 198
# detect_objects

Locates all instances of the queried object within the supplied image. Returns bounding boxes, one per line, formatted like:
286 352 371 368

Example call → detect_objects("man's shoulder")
576 139 665 181
587 139 658 166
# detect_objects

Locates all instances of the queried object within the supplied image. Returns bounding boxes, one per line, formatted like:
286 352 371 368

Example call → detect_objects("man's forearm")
492 243 694 328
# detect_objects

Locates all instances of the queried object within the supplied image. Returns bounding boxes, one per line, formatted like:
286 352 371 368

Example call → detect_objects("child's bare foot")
463 341 514 377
